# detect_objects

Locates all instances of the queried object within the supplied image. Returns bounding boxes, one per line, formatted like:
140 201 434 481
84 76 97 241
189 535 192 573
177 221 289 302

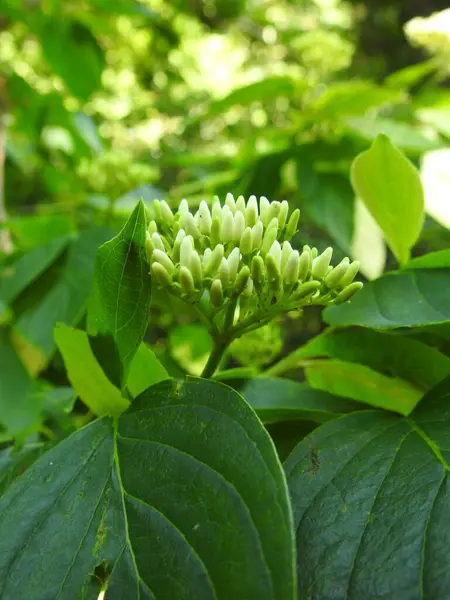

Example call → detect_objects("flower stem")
201 336 230 378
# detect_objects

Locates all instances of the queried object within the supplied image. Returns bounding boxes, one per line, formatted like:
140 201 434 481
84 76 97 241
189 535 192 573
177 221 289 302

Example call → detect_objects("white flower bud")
311 247 333 279
197 200 212 234
251 221 264 250
179 266 196 295
153 249 175 274
210 279 224 308
339 260 361 288
236 195 246 213
180 235 194 269
190 250 203 285
225 192 236 212
227 247 240 281
233 211 246 241
178 198 189 216
333 281 363 304
145 231 154 264
246 195 258 227
220 210 234 243
239 227 253 255
219 257 230 288
205 244 224 276
324 258 350 289
261 226 278 255
259 196 270 225
172 228 186 263
151 232 165 251
212 198 221 220
151 262 172 287
152 199 162 220
148 220 158 235
284 250 300 285
281 241 293 270
267 241 282 270
278 201 289 230
267 201 281 224
160 200 174 223
182 212 200 238
298 249 311 281
202 248 212 267
266 217 279 233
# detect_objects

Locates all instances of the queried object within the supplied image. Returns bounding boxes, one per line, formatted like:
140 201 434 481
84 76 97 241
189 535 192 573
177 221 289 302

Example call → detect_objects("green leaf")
54 323 129 416
13 228 112 365
284 375 450 600
0 329 41 437
324 269 450 328
407 249 450 269
385 58 438 89
168 324 213 376
5 214 74 250
0 235 70 316
241 378 363 424
0 443 47 497
291 328 450 392
305 359 421 415
351 134 424 266
0 378 296 599
351 197 386 280
39 21 105 101
126 342 169 398
88 200 151 387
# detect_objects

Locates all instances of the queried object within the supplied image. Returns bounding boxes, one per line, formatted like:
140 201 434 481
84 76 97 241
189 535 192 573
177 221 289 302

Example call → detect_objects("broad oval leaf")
285 375 450 600
241 378 362 424
88 200 151 387
0 378 296 600
324 269 450 328
350 134 424 266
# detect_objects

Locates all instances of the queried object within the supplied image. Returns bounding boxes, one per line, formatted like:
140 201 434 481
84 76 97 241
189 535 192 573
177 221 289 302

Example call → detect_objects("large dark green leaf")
39 21 105 101
285 375 450 600
88 200 151 387
241 378 361 424
324 269 450 328
0 378 296 599
0 443 47 497
13 228 111 364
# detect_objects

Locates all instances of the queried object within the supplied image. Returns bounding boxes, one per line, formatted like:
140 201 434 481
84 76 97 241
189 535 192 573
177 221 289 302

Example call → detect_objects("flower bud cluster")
145 194 362 327
405 9 450 69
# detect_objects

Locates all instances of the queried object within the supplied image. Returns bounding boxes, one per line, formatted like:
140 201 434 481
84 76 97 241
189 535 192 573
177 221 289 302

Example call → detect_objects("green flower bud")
261 226 278 255
210 279 224 308
267 200 281 224
153 249 175 274
219 258 230 288
233 266 251 296
251 221 264 250
190 250 203 285
151 232 165 251
202 248 211 267
179 266 196 295
251 255 265 293
259 196 270 225
178 198 189 216
246 195 258 227
197 200 212 234
298 249 311 281
311 247 333 279
180 235 194 269
281 241 293 271
152 199 162 221
211 198 221 220
268 240 282 270
284 250 300 285
278 201 289 230
311 247 318 260
228 247 240 281
145 231 154 264
242 276 254 298
236 195 246 213
210 217 221 246
265 254 282 291
292 280 321 300
151 262 172 287
172 228 186 263
324 257 350 289
233 211 246 242
284 208 300 241
160 200 174 223
339 260 361 288
333 281 363 304
182 212 200 238
239 227 253 255
266 217 279 233
205 244 224 276
225 192 236 212
220 210 234 243
148 220 158 235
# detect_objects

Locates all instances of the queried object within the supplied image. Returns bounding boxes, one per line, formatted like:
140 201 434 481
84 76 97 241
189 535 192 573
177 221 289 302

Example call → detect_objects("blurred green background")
2 0 450 440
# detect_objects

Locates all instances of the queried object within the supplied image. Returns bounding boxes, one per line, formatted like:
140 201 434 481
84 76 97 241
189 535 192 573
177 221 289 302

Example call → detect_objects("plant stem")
201 336 230 378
